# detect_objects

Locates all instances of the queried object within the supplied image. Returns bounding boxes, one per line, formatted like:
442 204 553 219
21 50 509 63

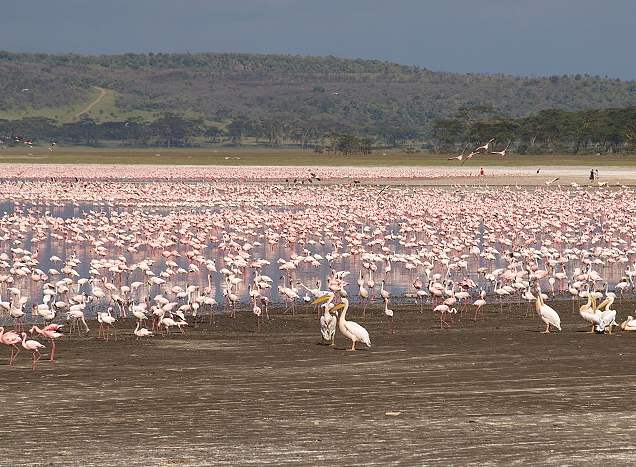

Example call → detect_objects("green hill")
2 50 636 139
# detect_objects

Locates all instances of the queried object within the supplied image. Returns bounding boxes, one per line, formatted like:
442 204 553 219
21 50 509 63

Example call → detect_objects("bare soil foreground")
2 302 636 466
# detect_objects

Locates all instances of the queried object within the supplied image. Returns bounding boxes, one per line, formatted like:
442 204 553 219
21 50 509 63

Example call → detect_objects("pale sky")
1 0 635 79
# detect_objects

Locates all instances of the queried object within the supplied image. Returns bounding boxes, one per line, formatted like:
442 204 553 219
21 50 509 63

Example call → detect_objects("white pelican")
535 285 561 333
578 294 603 333
620 316 636 331
596 292 618 334
319 303 337 345
332 298 370 351
313 293 336 344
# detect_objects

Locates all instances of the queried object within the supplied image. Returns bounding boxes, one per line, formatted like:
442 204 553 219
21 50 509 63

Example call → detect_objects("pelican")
535 285 561 333
595 292 618 334
313 293 336 344
578 294 603 333
320 303 337 346
620 316 636 331
332 298 370 351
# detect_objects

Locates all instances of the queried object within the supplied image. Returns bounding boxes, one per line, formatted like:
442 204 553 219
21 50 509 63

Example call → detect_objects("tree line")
433 107 636 154
0 113 384 153
1 106 636 154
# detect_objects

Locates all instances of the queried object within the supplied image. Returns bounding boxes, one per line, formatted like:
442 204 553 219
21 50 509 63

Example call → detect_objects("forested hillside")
1 51 636 152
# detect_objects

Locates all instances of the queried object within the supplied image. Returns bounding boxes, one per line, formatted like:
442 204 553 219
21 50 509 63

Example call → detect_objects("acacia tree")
149 113 202 146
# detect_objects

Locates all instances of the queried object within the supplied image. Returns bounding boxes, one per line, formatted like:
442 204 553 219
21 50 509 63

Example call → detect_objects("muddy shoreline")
2 302 636 466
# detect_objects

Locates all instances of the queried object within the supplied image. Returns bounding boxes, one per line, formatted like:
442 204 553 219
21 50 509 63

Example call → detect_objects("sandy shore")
3 301 636 466
2 163 636 186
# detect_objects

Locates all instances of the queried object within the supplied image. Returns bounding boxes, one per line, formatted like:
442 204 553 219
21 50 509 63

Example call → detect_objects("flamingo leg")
10 345 20 366
473 306 480 321
32 350 42 371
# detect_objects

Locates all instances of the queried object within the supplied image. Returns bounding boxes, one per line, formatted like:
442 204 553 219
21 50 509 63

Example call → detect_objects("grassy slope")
75 87 159 123
2 52 636 131
0 86 161 124
0 87 102 122
0 146 635 166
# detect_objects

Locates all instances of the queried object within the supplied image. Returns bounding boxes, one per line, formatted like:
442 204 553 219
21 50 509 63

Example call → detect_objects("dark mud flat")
2 302 636 466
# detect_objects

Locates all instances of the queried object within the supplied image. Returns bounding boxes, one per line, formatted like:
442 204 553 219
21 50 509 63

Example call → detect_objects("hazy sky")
1 0 635 79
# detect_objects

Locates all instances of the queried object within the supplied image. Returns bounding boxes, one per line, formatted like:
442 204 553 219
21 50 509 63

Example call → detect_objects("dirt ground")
2 301 636 466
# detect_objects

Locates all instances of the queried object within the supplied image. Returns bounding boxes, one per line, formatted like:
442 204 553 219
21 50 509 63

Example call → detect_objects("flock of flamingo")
1 165 636 370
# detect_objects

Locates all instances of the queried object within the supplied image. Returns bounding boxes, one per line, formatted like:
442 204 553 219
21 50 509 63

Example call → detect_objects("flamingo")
67 306 90 336
434 304 452 329
358 272 369 316
252 301 262 332
134 322 153 339
380 280 390 301
490 140 511 157
21 332 45 370
471 138 496 155
447 144 469 162
473 291 486 321
384 298 395 334
30 325 63 361
0 326 22 366
97 307 117 341
159 315 179 335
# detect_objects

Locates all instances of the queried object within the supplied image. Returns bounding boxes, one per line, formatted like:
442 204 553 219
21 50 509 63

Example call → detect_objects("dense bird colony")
1 166 636 369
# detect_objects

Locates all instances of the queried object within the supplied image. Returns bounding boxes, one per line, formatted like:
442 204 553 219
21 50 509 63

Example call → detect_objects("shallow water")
0 184 630 324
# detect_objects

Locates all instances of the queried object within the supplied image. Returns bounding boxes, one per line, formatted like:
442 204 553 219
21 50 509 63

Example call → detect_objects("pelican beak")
311 295 331 305
332 303 345 311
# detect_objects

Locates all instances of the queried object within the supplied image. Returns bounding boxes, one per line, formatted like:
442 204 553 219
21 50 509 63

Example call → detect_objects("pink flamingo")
473 290 487 321
0 326 22 366
434 304 452 329
30 325 64 361
21 332 46 370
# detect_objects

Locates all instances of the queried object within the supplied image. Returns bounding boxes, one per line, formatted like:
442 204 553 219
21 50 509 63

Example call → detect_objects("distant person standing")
595 169 599 180
589 169 595 182
479 167 485 176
